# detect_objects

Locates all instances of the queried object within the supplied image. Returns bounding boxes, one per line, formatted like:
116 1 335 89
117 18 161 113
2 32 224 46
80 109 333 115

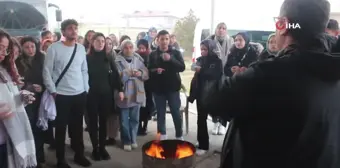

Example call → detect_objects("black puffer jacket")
205 42 340 168
188 55 223 103
224 45 258 77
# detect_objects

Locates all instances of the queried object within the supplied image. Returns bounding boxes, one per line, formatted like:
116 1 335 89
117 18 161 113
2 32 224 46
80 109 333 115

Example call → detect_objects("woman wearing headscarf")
136 39 154 136
189 39 223 155
206 22 234 135
258 33 279 61
115 40 148 151
15 36 46 167
224 32 259 77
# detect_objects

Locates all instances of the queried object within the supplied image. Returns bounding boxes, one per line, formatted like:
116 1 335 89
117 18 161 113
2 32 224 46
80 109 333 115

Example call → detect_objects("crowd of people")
0 18 187 167
1 0 340 167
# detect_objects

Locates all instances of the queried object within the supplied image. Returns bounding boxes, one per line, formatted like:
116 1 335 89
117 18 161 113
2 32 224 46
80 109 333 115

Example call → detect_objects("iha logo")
275 20 301 30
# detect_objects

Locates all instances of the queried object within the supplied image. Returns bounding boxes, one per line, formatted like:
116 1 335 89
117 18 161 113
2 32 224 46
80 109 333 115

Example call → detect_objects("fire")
175 143 194 159
145 133 194 159
145 141 165 159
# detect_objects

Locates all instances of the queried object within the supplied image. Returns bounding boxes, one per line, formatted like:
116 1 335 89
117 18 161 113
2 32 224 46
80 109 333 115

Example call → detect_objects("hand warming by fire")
145 133 194 159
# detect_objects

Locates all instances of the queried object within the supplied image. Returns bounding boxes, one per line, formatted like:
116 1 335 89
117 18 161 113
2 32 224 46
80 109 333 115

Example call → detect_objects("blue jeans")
120 105 140 145
153 91 183 137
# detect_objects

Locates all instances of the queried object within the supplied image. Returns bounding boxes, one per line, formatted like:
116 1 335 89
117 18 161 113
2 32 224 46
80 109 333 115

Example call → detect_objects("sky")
48 0 340 30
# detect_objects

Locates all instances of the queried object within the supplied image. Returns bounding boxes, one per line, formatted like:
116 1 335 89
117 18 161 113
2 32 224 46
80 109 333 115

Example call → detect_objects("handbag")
55 44 78 87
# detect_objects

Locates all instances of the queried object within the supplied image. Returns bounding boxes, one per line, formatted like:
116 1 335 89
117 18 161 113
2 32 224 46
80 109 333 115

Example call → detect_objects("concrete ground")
42 112 225 168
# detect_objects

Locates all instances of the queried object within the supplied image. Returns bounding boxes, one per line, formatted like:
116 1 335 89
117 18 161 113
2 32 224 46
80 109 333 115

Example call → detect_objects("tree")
173 9 199 58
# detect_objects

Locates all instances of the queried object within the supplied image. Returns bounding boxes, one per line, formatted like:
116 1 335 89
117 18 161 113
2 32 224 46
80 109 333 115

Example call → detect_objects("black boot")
100 147 111 160
91 148 101 161
74 154 91 167
57 160 71 168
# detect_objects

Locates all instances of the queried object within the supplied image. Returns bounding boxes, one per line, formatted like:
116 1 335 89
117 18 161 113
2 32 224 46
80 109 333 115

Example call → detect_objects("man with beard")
43 19 91 168
205 0 340 167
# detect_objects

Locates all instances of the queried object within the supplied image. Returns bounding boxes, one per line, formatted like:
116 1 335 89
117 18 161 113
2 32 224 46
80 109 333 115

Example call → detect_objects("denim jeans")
153 91 183 137
120 105 140 145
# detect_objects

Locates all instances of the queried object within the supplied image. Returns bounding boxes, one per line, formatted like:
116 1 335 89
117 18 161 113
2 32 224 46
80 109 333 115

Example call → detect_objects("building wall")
79 24 172 42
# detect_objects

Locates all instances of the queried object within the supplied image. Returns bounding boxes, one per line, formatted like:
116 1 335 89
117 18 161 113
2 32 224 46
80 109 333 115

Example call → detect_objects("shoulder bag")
55 44 77 87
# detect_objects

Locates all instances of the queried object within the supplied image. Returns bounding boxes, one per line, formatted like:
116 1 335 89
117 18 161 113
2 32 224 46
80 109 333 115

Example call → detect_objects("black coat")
148 46 185 94
87 51 123 95
224 45 258 77
333 37 340 53
205 44 340 168
16 54 45 123
188 55 223 103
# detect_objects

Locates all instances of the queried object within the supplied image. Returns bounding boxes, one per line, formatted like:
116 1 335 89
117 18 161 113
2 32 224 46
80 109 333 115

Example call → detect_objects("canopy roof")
0 1 46 29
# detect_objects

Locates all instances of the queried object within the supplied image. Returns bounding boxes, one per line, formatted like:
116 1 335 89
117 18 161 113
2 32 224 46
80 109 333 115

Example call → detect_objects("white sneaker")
123 145 132 151
196 149 208 156
212 122 220 135
131 143 138 149
195 142 199 148
176 136 184 141
218 125 227 135
160 134 167 141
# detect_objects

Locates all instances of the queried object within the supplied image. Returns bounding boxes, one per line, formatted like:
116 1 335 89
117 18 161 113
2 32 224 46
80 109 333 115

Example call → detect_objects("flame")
175 143 194 159
145 133 194 159
145 141 165 159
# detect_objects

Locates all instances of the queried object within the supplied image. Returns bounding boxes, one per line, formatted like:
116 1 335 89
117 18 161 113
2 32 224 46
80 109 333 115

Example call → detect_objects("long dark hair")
84 30 95 50
18 36 44 73
88 32 107 56
0 29 20 83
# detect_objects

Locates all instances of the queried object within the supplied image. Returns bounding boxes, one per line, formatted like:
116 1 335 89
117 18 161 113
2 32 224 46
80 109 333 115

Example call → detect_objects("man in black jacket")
205 0 340 168
148 30 185 140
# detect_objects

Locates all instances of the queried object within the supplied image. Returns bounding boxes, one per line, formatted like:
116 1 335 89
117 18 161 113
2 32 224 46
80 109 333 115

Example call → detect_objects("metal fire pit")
142 140 196 168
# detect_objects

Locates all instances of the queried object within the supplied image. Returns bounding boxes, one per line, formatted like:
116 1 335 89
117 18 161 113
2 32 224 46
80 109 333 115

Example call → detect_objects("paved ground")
42 112 225 168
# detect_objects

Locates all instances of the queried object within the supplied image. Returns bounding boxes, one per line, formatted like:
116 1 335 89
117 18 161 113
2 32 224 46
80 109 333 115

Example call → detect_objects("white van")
191 20 275 68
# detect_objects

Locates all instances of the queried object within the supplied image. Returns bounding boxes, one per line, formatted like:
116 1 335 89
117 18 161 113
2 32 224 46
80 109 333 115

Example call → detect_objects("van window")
201 29 210 41
247 31 274 49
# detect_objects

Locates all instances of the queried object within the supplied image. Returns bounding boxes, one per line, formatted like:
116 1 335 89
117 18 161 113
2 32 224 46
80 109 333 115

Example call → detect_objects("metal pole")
210 0 215 35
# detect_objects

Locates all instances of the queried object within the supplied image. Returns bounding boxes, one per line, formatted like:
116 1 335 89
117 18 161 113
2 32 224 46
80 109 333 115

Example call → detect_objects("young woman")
115 40 148 151
0 29 37 168
258 33 278 61
84 30 95 52
87 33 123 160
136 39 154 136
105 37 117 59
108 34 119 49
224 32 259 76
15 36 46 167
189 39 223 156
11 37 21 61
